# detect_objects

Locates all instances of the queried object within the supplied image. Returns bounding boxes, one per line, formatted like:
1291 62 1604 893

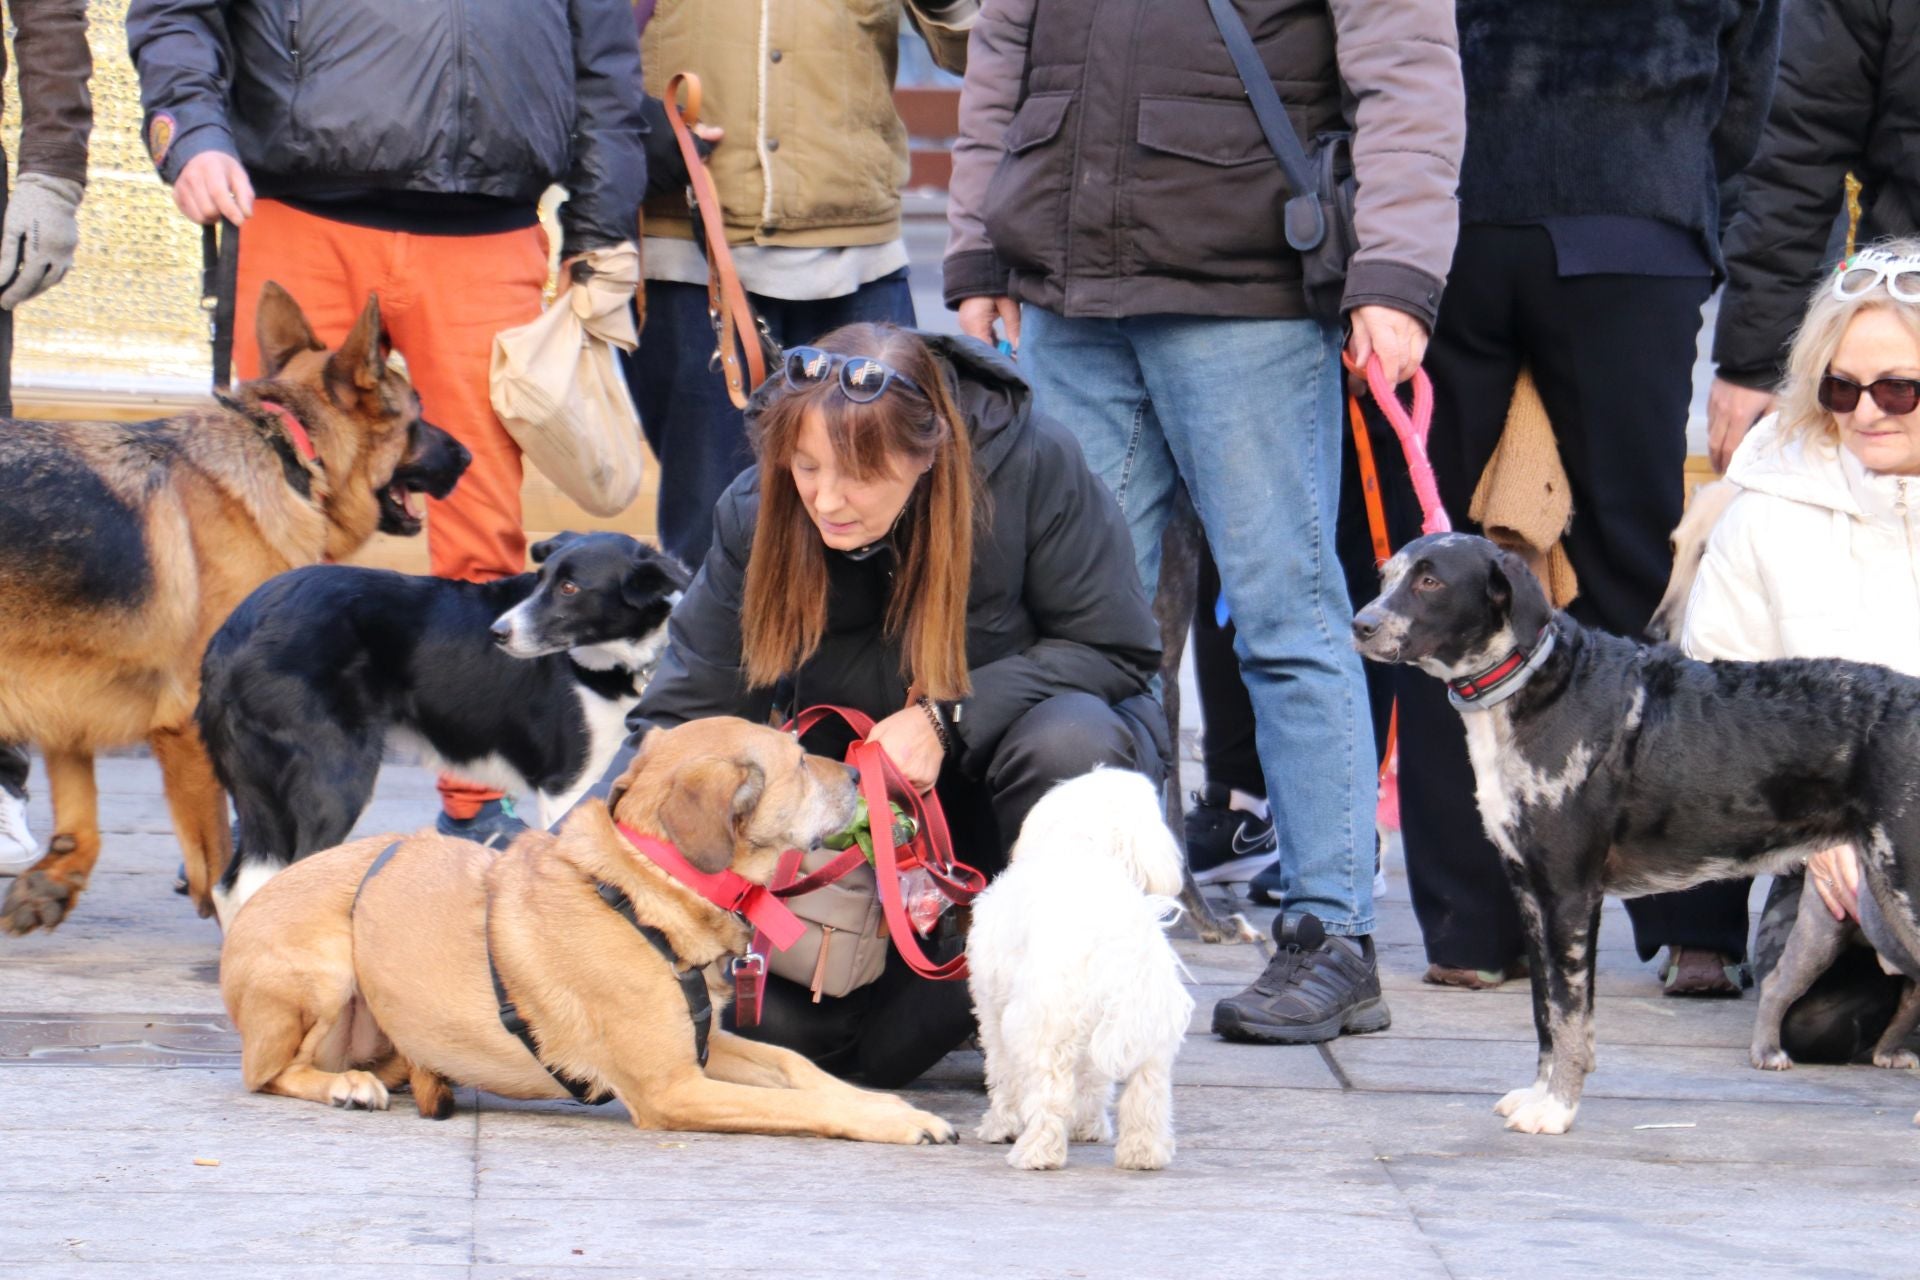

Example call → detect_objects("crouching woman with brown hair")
635 323 1168 1085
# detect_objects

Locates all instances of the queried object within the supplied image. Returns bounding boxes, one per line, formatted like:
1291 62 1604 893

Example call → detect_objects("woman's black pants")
733 691 1168 1086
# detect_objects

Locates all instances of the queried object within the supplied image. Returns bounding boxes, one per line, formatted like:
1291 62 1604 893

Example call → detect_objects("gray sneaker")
1213 912 1391 1044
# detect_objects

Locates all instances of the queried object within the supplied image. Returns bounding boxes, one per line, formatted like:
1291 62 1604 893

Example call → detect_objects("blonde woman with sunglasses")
1682 239 1920 1063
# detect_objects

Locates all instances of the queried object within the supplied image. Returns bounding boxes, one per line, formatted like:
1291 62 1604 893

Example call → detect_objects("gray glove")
0 173 83 310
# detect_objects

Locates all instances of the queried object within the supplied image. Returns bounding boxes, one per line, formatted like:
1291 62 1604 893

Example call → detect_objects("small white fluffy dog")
967 767 1194 1171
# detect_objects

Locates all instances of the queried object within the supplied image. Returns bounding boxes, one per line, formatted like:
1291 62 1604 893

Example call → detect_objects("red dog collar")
614 822 807 951
258 399 317 463
1447 626 1555 709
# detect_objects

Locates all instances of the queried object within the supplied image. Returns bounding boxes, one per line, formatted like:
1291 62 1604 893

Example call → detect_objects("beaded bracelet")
916 695 953 755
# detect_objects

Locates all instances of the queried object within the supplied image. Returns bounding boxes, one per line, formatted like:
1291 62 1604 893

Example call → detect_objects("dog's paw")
1008 1126 1067 1171
1114 1132 1173 1171
1502 1096 1576 1136
1070 1111 1114 1144
1493 1082 1546 1118
901 1108 957 1146
976 1109 1020 1144
1 867 79 935
1750 1045 1793 1071
326 1070 391 1111
1872 1047 1919 1070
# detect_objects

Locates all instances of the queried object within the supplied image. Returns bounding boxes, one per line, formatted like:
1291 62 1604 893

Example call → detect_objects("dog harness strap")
350 840 406 914
1448 627 1557 711
595 881 713 1068
485 908 610 1105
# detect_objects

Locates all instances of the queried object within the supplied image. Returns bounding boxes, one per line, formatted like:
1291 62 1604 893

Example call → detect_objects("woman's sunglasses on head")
1819 373 1920 416
780 347 926 403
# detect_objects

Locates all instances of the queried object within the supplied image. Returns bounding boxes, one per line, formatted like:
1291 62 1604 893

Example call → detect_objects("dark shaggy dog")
1353 532 1920 1133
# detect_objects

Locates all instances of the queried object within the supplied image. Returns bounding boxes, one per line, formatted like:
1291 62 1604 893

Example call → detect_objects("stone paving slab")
7 753 1920 1278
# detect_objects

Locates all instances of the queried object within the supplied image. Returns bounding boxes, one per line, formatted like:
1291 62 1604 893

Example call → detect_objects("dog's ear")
658 759 765 873
255 282 326 379
624 551 691 607
325 293 389 401
530 531 584 565
1488 548 1554 640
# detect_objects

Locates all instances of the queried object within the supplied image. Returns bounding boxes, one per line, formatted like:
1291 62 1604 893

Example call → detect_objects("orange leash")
1348 394 1398 781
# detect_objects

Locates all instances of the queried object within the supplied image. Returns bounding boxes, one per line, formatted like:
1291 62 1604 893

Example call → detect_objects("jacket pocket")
1127 94 1296 285
984 92 1077 282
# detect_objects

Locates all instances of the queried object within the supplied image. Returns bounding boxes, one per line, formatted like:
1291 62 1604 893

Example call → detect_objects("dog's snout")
845 763 861 787
489 617 512 646
1352 608 1384 642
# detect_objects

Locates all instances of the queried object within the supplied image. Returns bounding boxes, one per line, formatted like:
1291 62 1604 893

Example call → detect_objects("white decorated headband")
1832 248 1920 302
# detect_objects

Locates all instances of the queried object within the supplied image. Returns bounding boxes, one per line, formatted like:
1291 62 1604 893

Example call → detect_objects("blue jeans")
623 269 916 567
1020 306 1376 934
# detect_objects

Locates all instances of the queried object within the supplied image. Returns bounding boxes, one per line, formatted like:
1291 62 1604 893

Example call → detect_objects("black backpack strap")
1203 0 1326 252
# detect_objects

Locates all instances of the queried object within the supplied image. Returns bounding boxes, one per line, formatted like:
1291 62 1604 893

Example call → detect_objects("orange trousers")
235 198 547 818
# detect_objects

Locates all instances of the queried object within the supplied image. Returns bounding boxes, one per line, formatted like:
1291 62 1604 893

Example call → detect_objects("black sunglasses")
1818 373 1920 417
780 346 926 403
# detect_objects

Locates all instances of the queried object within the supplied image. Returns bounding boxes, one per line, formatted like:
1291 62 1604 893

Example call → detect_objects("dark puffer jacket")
126 0 646 251
638 335 1163 775
1713 0 1920 388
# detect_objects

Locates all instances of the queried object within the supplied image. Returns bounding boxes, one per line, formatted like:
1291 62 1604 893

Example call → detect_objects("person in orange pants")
230 202 546 835
129 0 647 845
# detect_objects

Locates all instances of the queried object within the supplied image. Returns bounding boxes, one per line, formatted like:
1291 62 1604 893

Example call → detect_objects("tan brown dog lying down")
219 717 958 1145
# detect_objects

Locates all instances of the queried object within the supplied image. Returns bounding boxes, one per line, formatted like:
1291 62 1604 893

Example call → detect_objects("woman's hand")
1707 377 1775 472
865 707 946 793
1807 844 1860 922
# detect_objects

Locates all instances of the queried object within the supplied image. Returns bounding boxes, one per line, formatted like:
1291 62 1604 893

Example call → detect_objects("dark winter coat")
3 0 92 187
637 335 1163 775
1713 0 1920 388
944 0 1464 326
126 0 647 251
1454 0 1782 273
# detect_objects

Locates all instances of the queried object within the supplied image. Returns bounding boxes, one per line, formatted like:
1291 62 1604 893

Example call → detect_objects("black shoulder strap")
1203 0 1326 251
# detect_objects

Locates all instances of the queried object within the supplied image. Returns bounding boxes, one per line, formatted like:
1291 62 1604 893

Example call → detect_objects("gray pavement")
4 752 1920 1279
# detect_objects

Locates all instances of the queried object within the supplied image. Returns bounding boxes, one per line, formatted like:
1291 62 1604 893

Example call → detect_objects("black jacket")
1714 0 1920 388
1455 0 1781 275
637 336 1163 774
126 0 646 252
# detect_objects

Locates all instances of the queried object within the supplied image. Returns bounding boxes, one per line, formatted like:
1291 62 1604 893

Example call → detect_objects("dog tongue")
402 489 424 520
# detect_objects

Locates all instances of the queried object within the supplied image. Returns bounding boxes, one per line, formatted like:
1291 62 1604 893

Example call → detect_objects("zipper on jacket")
288 2 301 77
1898 480 1920 641
446 0 469 181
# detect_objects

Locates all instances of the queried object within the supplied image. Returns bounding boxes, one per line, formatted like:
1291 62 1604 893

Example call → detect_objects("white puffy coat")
1682 413 1920 676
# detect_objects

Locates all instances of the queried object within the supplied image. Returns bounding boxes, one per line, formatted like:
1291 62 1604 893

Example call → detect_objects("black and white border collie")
198 531 688 926
1353 532 1920 1135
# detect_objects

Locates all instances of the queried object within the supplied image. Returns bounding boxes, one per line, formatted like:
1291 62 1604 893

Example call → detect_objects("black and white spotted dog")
1352 532 1920 1134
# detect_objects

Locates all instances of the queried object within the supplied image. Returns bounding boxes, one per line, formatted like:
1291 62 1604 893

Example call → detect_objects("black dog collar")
1448 626 1555 711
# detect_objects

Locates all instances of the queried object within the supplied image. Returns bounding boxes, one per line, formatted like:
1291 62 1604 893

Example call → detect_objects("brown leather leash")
664 71 770 410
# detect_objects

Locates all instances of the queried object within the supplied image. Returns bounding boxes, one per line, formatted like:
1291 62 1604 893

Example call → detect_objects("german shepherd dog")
0 283 468 935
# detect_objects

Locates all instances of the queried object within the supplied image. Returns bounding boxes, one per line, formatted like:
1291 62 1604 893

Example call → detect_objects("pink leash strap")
1354 354 1450 536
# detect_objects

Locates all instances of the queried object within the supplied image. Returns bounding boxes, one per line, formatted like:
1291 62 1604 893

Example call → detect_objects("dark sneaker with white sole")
1184 783 1278 885
436 797 531 849
1213 912 1391 1044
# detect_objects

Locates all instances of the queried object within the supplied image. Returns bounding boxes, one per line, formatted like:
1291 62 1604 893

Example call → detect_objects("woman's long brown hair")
741 324 979 700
